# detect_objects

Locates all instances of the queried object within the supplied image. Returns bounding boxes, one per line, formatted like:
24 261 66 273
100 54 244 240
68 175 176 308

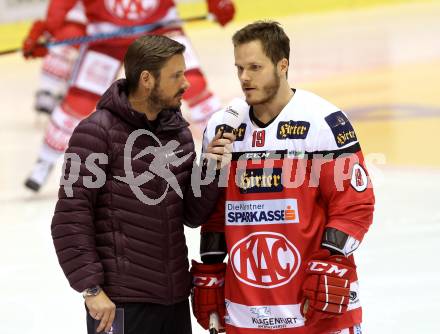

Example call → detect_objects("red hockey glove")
300 249 356 324
207 0 235 26
22 20 50 58
190 260 226 331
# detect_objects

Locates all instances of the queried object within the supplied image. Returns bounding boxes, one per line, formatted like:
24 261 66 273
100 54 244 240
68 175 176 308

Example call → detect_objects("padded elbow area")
321 227 360 256
201 254 226 264
200 232 227 264
183 69 208 103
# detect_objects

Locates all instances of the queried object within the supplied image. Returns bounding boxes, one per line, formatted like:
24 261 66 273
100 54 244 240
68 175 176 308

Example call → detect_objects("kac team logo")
230 232 301 288
105 0 159 20
350 163 368 192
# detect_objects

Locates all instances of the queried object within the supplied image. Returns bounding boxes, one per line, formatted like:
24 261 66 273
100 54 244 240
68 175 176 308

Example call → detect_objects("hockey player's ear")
278 58 289 77
139 70 155 91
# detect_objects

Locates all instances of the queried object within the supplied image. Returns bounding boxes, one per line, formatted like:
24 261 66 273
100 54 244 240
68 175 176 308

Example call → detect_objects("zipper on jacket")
160 172 173 302
110 178 123 273
114 220 123 273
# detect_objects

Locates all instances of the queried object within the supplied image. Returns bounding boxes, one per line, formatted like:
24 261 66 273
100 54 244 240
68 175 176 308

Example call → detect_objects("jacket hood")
97 79 189 132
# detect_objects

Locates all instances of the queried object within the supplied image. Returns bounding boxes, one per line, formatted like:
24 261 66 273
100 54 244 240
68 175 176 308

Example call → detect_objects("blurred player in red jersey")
191 21 374 334
22 0 235 192
23 1 87 115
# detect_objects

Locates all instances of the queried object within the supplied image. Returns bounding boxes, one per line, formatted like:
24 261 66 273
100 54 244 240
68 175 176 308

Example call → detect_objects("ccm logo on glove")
193 275 224 287
308 260 349 278
300 250 357 323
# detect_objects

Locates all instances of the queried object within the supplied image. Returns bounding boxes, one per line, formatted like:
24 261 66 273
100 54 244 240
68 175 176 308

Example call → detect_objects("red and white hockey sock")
40 105 81 163
36 45 79 113
26 104 79 190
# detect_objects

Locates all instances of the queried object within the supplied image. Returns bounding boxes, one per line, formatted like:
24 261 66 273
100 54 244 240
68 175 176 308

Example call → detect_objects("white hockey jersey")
201 89 375 334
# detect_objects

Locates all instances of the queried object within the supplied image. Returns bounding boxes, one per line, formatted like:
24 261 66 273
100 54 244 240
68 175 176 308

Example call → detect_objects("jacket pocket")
113 229 125 273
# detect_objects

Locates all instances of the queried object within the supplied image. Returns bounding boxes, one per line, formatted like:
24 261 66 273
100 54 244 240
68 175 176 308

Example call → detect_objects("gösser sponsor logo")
230 232 301 288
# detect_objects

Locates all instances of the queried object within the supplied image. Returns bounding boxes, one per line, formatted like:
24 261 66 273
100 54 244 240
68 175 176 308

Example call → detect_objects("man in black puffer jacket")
51 35 234 334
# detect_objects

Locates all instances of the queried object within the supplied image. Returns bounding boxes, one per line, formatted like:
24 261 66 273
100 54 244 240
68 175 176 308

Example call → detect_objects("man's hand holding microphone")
192 98 248 333
203 98 248 172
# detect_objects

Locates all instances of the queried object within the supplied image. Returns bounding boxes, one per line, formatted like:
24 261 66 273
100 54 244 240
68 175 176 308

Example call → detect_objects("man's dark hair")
124 35 185 93
232 21 290 66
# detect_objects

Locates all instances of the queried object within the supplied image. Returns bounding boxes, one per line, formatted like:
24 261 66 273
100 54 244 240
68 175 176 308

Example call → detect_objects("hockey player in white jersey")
190 21 374 334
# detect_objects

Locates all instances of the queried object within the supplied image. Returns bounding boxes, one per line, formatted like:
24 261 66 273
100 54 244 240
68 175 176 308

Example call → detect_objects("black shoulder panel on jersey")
200 232 227 264
230 143 361 162
308 142 361 158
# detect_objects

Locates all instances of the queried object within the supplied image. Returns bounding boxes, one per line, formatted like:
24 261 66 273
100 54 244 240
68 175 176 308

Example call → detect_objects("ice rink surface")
1 2 440 333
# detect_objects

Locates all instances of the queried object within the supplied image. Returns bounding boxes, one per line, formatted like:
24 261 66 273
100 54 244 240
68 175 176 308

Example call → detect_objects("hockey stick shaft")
0 14 209 56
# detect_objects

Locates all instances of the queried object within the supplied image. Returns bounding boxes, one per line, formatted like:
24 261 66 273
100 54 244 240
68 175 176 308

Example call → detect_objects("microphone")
205 99 248 331
219 98 248 137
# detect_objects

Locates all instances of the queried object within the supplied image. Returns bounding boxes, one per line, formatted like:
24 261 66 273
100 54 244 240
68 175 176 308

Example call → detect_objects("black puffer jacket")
51 79 219 304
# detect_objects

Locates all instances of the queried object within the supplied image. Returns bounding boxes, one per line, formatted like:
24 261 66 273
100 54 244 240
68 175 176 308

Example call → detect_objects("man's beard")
148 83 185 111
246 69 280 106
